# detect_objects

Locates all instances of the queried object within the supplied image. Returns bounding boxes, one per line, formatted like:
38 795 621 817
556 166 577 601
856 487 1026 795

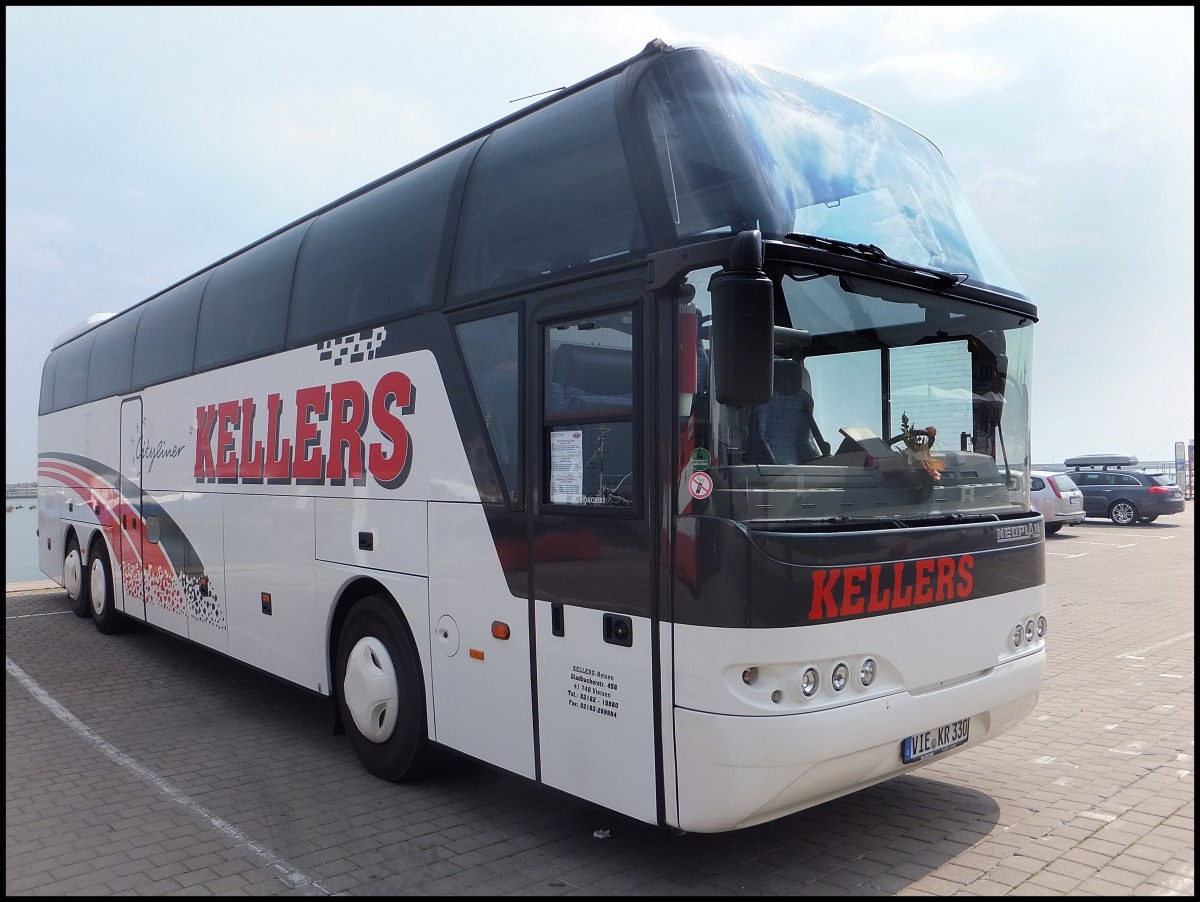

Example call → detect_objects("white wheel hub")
343 636 399 743
65 549 83 599
89 558 107 617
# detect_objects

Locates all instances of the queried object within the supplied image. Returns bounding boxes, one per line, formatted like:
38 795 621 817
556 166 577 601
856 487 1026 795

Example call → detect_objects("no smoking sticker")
688 471 713 500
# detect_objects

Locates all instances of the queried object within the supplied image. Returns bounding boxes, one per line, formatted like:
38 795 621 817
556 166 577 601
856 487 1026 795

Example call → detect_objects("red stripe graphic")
39 459 187 615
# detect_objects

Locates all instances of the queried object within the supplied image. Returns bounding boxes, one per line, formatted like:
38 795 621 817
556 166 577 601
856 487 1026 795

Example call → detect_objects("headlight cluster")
741 657 879 705
1011 615 1048 648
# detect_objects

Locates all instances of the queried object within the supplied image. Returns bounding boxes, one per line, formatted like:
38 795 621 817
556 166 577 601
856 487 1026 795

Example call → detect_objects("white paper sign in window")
550 429 584 503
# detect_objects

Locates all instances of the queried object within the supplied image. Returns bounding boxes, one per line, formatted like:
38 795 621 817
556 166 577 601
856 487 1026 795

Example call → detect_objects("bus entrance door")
118 398 147 621
119 397 189 637
530 296 660 826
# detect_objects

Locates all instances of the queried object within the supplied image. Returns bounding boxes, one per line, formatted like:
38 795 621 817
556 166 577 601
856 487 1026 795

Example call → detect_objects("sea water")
6 505 47 584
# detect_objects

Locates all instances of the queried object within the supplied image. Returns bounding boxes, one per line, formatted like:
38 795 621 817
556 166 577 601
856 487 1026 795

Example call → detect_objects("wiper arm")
784 232 969 288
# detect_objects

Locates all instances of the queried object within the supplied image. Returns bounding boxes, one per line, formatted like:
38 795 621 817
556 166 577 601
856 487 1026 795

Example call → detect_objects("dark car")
1063 455 1186 525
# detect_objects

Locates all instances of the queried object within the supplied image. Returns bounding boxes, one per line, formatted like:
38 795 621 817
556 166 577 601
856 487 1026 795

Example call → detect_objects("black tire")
88 541 126 634
1139 515 1158 523
1109 500 1138 526
336 595 445 781
1044 523 1062 535
64 535 91 618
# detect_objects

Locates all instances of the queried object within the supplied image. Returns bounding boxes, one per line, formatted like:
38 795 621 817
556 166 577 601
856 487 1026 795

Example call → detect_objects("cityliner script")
807 555 975 622
194 373 415 487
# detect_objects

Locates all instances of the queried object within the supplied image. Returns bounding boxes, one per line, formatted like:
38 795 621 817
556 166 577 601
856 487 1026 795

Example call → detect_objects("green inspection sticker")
689 448 710 471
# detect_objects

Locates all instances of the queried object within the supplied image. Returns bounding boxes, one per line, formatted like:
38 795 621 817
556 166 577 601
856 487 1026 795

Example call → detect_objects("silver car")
1031 470 1086 534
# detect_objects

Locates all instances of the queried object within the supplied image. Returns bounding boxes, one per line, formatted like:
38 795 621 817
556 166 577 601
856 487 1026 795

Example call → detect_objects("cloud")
852 51 1013 103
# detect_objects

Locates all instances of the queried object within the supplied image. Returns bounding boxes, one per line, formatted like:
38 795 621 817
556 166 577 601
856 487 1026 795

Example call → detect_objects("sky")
5 6 1195 483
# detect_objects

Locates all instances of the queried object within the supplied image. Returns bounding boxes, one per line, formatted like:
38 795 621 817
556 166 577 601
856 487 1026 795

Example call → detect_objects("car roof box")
1063 453 1139 469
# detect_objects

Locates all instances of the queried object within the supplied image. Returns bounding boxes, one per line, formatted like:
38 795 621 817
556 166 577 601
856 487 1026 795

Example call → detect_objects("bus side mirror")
709 230 774 406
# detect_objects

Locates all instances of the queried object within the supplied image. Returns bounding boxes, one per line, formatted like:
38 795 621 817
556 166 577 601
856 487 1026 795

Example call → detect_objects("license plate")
901 717 970 764
1069 497 1079 505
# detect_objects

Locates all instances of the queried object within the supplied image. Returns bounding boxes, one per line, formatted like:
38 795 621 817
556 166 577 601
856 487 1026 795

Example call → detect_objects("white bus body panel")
148 490 227 650
534 602 658 825
428 502 536 778
223 493 318 687
315 497 429 577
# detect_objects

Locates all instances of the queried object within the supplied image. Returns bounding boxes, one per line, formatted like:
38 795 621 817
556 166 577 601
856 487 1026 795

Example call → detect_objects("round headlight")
832 662 849 691
860 658 877 687
1036 616 1047 638
1012 624 1024 647
742 667 758 685
801 667 819 697
1025 620 1036 643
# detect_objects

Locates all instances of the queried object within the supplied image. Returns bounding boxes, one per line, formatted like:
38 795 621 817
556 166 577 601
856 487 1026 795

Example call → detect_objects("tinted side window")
131 274 209 389
1030 476 1044 491
288 142 476 346
39 349 60 415
450 79 646 299
543 309 636 508
1113 474 1140 486
52 332 96 410
457 312 521 504
87 308 142 401
195 223 309 371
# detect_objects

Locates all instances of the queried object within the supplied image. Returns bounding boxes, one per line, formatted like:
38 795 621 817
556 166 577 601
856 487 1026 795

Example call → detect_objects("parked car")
1063 455 1187 525
1030 470 1085 534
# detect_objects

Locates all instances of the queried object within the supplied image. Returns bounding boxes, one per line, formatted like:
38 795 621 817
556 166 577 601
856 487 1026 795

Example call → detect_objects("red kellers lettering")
808 555 975 622
194 374 414 488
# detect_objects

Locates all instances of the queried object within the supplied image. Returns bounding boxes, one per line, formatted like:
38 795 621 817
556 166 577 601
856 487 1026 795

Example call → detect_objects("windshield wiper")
784 233 969 289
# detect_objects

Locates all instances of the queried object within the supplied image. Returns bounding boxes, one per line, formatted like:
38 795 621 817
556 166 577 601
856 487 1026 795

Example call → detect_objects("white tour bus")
38 40 1046 833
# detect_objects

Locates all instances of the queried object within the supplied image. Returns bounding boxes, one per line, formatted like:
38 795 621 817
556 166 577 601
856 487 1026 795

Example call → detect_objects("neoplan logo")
995 521 1040 543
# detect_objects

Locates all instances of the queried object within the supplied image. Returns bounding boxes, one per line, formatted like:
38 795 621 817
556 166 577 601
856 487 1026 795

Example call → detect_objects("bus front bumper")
670 649 1044 833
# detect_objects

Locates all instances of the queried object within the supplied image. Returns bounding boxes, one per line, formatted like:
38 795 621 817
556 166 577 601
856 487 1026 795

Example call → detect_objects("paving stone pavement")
6 507 1193 895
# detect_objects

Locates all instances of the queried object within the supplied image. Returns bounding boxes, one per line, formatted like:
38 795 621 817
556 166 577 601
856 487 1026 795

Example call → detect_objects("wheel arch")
85 526 109 560
63 522 104 567
327 576 417 734
63 524 85 565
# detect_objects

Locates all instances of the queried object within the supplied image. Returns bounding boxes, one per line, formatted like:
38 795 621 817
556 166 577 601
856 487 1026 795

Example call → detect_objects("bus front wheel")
64 535 91 618
336 595 444 782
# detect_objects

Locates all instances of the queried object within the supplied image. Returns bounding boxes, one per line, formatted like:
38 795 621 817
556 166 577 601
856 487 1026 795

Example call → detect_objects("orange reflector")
469 648 485 660
491 620 510 640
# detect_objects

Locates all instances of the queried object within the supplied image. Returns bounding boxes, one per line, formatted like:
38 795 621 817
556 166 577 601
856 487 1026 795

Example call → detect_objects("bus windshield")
636 47 1026 296
678 263 1033 525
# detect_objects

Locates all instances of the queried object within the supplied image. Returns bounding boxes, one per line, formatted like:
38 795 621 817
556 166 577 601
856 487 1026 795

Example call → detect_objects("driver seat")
758 359 830 464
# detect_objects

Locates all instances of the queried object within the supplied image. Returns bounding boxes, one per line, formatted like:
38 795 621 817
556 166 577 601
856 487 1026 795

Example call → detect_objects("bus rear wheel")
89 542 126 634
64 536 91 618
336 595 444 782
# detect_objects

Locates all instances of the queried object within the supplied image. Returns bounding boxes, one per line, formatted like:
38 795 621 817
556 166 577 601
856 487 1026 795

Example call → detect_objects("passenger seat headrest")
773 359 805 396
